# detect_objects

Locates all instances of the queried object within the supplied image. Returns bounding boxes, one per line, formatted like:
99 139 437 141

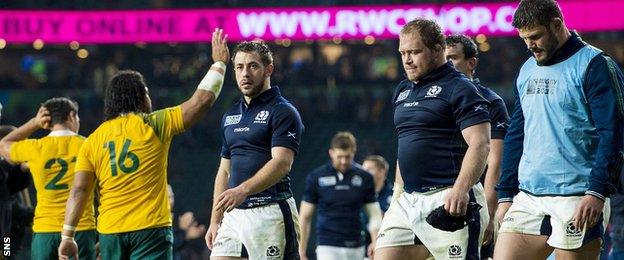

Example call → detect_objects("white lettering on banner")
334 10 358 36
356 10 388 35
237 12 269 37
495 6 515 32
470 7 492 33
299 11 331 37
445 7 470 33
268 12 299 37
237 6 515 39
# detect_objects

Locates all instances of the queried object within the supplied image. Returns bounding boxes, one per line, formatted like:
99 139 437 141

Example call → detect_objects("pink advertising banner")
0 1 622 44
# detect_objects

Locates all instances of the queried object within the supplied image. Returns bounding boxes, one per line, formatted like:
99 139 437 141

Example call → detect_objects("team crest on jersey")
254 110 269 123
318 176 337 187
266 245 281 258
224 114 242 126
351 175 363 187
425 85 442 97
396 89 410 103
448 245 462 258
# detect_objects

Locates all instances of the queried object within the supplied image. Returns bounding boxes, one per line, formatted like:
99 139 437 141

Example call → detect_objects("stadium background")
0 0 623 259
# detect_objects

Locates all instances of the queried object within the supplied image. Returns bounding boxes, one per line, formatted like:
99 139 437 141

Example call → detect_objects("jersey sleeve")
490 98 511 139
302 173 318 204
9 139 38 163
219 115 231 159
363 174 377 204
74 139 95 173
451 83 491 130
146 106 185 142
270 104 304 154
582 54 624 200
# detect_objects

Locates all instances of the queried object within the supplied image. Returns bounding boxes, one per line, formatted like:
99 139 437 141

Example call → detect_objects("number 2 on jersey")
44 158 71 190
105 139 140 176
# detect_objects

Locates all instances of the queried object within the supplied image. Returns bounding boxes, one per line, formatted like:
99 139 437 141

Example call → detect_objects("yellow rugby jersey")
75 106 185 234
10 131 96 233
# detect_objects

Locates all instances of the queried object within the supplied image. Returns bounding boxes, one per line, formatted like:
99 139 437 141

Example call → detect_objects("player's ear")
265 63 274 77
551 18 563 32
469 57 478 71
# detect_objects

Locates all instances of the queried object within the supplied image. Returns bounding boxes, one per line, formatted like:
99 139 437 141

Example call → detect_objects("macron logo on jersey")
224 114 242 126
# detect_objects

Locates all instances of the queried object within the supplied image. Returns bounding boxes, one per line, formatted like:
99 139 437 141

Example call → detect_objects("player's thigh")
210 213 248 259
31 232 58 260
545 197 609 251
75 229 97 260
553 238 601 260
374 244 430 260
128 227 173 260
238 199 299 259
493 232 552 260
99 232 129 260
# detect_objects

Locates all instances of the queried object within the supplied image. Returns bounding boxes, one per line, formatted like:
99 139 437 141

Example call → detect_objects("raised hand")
212 28 230 63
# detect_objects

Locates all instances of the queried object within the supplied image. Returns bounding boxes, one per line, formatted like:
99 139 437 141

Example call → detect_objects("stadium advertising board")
0 1 622 44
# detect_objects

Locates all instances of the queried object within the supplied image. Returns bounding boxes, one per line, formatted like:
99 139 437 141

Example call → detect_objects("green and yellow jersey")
10 131 96 233
75 106 185 234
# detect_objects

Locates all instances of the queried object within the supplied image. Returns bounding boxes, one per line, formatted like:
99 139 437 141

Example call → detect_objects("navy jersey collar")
241 86 281 107
542 31 586 66
415 62 456 86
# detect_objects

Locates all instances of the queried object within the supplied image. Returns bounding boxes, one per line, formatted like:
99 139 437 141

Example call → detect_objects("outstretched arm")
180 28 230 128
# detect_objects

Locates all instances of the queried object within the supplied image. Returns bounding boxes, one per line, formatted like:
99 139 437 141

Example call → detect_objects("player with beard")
205 40 304 260
58 28 229 259
495 1 624 259
374 18 491 260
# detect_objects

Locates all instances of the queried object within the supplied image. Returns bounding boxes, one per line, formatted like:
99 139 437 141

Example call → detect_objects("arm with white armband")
180 28 230 128
364 202 383 257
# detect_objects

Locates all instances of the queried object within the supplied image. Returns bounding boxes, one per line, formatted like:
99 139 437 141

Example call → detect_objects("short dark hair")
41 97 79 126
0 125 16 140
232 41 273 66
445 35 478 59
330 131 357 151
104 70 149 120
513 0 564 29
400 18 445 51
364 155 389 172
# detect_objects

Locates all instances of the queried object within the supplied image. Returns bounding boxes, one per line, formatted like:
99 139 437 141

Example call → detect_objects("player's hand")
482 219 494 245
211 28 230 63
205 222 220 250
444 188 470 216
58 238 79 260
178 211 196 231
573 194 604 230
215 186 248 212
367 242 375 259
35 106 51 130
186 224 207 240
495 202 512 225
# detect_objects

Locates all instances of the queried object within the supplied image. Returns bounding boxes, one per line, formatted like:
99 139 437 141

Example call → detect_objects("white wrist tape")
63 224 76 231
198 61 226 98
391 182 405 203
61 235 75 241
